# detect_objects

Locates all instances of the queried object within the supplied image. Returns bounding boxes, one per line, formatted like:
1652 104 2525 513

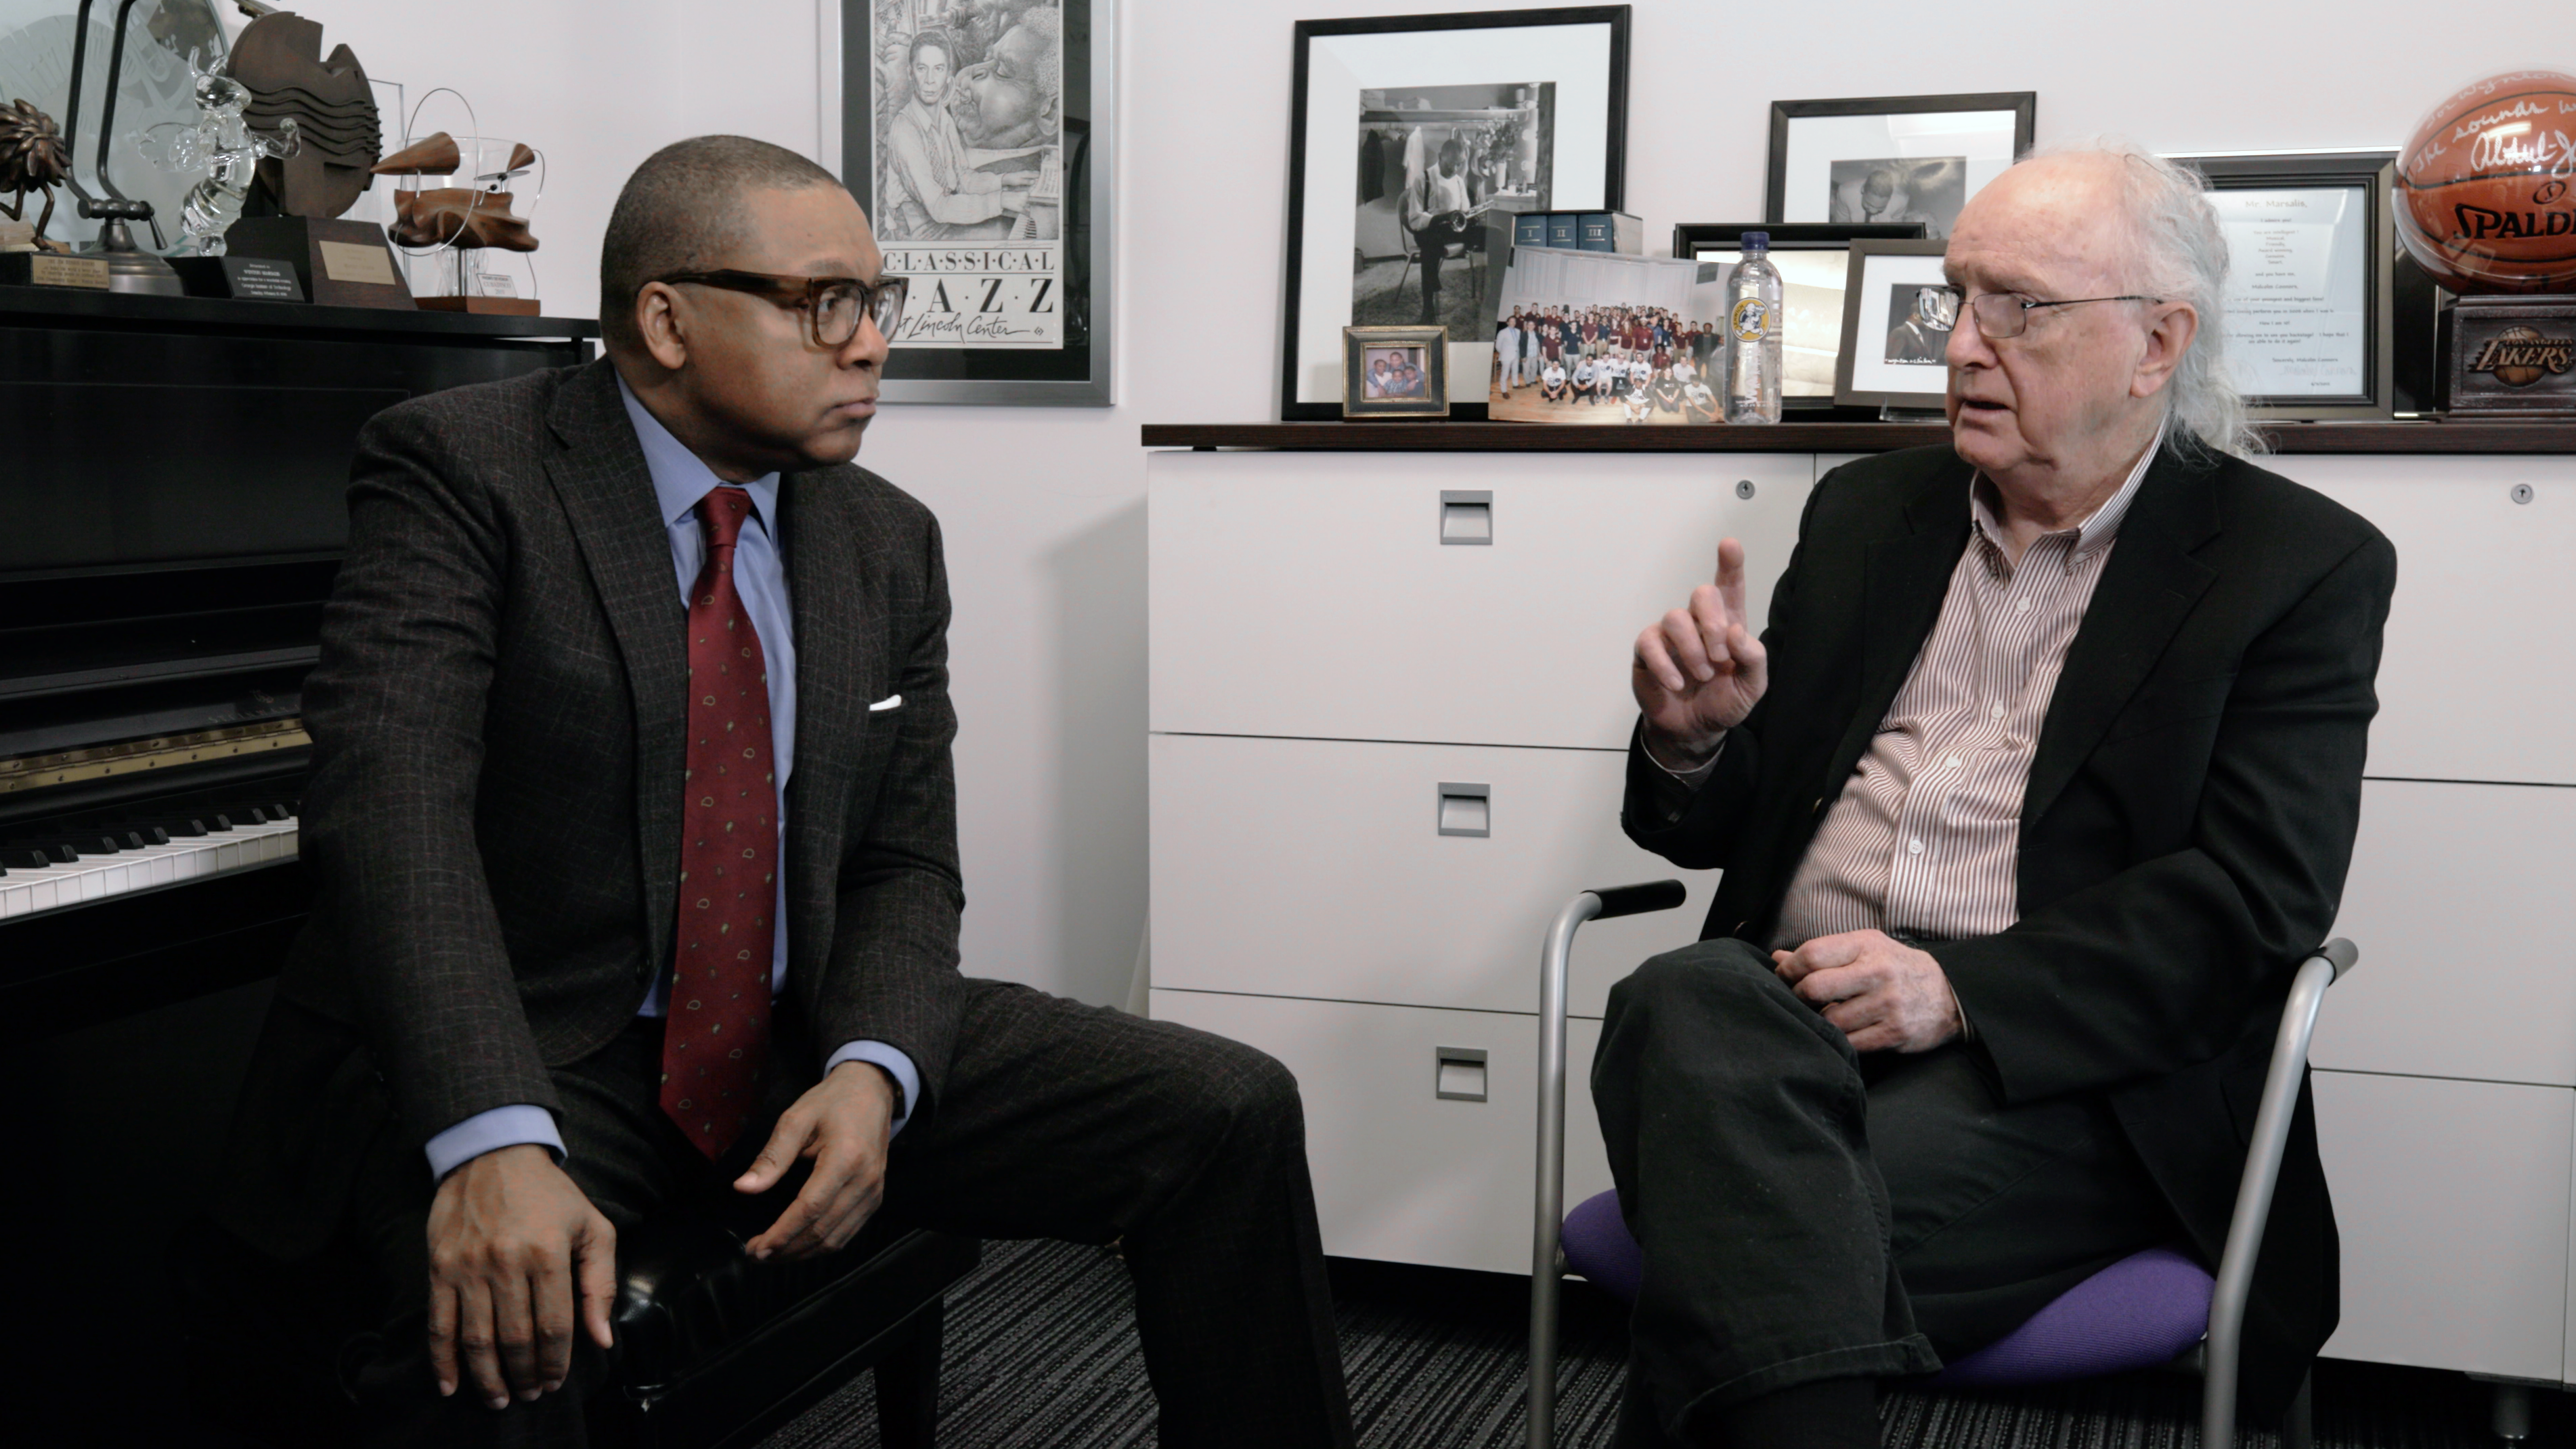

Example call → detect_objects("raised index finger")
1715 537 1749 626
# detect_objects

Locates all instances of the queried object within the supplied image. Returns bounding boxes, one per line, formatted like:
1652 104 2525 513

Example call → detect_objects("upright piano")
0 287 594 1437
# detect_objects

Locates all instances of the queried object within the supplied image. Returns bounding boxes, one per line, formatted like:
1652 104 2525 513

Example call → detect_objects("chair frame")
1525 879 2356 1449
1392 216 1487 326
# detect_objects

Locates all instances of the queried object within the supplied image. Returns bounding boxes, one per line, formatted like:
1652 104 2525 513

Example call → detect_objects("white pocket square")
868 694 904 712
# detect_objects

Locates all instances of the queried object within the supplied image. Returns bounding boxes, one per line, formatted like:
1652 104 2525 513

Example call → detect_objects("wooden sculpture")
374 131 541 253
231 12 381 218
387 188 537 251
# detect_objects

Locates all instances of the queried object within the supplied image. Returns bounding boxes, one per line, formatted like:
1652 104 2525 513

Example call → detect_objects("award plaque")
2439 295 2576 414
0 252 112 290
221 216 415 310
167 255 307 302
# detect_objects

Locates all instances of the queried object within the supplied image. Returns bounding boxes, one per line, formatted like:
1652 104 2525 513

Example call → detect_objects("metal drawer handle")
1437 781 1489 838
1440 490 1492 545
1435 1045 1488 1102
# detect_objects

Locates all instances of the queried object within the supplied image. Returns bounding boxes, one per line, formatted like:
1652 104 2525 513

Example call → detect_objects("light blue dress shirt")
420 379 921 1180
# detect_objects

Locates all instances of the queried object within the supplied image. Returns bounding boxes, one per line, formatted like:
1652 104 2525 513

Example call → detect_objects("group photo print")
1489 248 1722 425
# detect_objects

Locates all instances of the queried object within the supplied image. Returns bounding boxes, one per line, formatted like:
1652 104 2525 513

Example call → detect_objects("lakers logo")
2468 325 2576 387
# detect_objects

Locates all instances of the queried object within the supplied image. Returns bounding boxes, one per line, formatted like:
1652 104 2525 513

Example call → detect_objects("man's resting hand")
1772 930 1962 1054
1633 536 1768 769
735 1060 898 1261
425 1144 617 1410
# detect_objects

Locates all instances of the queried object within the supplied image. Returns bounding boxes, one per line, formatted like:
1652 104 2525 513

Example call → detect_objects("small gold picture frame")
1342 325 1449 418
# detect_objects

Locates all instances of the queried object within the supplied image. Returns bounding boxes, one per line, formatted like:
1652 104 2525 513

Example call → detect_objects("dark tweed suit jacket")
218 360 965 1255
1623 441 2395 1419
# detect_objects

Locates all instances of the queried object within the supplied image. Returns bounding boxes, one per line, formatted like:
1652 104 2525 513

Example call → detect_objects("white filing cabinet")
1146 441 2576 1380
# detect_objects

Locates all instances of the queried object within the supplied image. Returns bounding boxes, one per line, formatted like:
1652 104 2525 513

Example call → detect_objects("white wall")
294 0 2562 1005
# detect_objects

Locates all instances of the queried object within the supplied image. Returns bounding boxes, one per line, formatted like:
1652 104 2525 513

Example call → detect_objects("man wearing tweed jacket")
213 135 1354 1448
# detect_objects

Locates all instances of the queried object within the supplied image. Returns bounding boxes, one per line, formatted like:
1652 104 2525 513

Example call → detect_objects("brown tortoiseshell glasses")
655 269 909 347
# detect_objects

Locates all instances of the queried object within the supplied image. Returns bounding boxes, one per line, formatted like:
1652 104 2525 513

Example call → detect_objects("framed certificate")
2171 151 2397 421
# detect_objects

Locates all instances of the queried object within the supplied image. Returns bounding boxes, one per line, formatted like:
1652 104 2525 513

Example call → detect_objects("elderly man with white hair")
1598 141 2396 1449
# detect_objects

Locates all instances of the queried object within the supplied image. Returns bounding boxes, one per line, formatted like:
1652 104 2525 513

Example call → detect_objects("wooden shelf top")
1140 420 2576 455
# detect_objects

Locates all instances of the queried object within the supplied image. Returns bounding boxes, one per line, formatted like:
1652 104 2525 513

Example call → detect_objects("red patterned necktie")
661 485 778 1160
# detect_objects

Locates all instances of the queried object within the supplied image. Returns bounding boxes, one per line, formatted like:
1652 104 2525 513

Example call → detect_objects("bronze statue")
0 98 70 245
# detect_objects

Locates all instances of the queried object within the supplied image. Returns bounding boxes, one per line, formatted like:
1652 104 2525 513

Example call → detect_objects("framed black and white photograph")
2171 150 2397 420
1283 7 1632 421
831 0 1113 405
1767 93 2034 242
1344 324 1451 417
1673 222 1925 411
1834 238 1953 408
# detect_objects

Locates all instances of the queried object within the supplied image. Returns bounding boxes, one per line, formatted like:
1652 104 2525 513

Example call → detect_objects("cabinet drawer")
2316 779 2576 1084
2314 1070 2569 1379
1149 989 1613 1275
1147 449 1810 749
2264 456 2575 787
1150 734 1714 1017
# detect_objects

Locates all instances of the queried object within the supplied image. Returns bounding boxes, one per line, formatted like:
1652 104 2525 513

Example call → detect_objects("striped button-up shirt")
1768 431 2161 948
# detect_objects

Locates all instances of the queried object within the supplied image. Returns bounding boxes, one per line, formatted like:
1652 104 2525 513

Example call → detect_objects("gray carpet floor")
759 1237 2562 1449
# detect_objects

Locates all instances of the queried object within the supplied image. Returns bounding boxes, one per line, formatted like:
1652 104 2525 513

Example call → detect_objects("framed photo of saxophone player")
827 0 1114 405
1280 7 1634 421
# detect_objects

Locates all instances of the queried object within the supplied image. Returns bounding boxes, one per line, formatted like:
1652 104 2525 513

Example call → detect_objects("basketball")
2395 69 2576 293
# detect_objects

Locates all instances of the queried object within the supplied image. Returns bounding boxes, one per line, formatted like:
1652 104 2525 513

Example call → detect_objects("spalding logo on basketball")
2396 69 2576 293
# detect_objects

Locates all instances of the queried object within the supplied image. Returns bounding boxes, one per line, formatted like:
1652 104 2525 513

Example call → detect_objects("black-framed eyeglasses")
1923 285 2161 340
655 269 908 348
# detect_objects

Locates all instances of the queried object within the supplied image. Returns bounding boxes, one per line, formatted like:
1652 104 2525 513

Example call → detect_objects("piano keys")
1 802 299 920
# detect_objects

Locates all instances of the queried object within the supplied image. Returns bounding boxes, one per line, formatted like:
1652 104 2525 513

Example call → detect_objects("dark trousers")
1409 217 1481 322
343 980 1355 1448
1592 940 2173 1446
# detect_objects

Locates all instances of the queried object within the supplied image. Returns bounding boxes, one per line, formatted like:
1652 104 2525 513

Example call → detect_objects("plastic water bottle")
1724 232 1783 425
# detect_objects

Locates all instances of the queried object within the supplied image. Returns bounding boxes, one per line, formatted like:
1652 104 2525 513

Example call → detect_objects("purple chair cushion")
1924 1245 2213 1387
1560 1190 1644 1304
1557 1191 2211 1387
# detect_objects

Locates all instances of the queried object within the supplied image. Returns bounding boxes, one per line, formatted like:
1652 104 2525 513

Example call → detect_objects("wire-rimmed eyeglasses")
1922 285 2160 340
655 269 909 348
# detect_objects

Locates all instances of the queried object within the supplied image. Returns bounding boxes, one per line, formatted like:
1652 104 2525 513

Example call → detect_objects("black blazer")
217 360 966 1255
1623 441 2395 1419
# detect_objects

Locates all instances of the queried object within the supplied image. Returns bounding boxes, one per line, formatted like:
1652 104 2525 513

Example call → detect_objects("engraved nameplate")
316 238 397 286
0 252 112 289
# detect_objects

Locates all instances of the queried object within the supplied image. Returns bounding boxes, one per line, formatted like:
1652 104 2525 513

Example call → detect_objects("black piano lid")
1 296 594 1029
0 291 596 584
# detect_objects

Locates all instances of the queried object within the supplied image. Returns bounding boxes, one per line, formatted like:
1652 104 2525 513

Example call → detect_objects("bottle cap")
1741 231 1768 251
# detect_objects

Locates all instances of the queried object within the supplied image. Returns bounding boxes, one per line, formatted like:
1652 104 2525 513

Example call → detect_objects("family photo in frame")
1344 323 1452 416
